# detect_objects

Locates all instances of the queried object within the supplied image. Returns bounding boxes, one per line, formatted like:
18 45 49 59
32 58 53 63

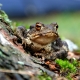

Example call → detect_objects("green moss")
0 10 12 24
66 73 73 80
55 59 77 73
55 59 78 80
0 10 14 30
38 73 52 80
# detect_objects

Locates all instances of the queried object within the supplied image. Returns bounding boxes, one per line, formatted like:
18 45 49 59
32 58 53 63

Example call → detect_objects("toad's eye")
55 25 58 30
56 25 58 28
36 24 41 31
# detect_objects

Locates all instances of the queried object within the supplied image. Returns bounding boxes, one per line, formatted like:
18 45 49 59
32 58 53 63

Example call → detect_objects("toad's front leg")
14 26 27 39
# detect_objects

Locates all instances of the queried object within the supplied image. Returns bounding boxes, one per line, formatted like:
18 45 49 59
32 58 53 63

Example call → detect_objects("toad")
14 22 68 61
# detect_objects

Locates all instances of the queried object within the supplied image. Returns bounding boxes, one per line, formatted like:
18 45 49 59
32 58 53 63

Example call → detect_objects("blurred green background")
13 12 80 48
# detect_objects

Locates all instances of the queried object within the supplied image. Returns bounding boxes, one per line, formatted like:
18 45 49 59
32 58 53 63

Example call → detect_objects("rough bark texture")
0 11 56 80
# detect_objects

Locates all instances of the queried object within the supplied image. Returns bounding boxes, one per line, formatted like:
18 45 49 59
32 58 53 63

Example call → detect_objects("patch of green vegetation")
38 72 52 80
66 73 73 80
0 10 14 30
71 59 78 66
55 59 77 73
0 10 12 24
55 59 78 80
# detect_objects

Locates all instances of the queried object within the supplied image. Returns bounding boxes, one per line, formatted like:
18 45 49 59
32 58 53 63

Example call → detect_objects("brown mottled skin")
14 22 68 61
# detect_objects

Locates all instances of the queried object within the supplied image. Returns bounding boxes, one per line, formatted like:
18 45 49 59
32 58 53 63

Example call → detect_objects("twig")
0 69 34 76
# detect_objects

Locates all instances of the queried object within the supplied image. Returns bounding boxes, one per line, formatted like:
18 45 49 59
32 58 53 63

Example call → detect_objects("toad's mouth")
30 32 59 45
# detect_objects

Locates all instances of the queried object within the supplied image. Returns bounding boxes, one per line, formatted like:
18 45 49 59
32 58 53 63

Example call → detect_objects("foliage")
38 72 52 80
66 73 72 80
55 59 78 80
0 10 14 29
0 10 11 24
71 59 78 66
55 59 77 73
